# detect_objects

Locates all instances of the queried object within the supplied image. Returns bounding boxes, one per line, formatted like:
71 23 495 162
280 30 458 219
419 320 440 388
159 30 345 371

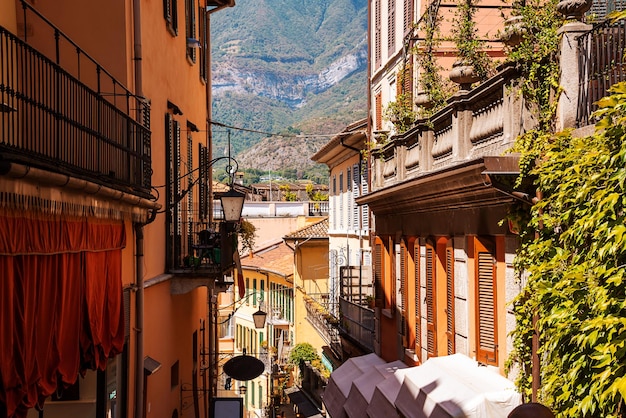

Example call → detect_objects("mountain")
210 0 368 183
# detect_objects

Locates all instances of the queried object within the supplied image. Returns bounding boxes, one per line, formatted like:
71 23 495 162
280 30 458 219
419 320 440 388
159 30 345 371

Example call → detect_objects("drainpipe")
134 223 145 418
531 189 543 402
132 0 146 417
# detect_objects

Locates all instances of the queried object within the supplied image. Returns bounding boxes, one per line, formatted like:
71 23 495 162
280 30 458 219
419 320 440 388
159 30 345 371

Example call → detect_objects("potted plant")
383 92 416 134
449 0 492 90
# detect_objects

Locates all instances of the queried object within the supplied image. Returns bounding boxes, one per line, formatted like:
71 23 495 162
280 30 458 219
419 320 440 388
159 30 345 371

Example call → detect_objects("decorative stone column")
555 0 592 130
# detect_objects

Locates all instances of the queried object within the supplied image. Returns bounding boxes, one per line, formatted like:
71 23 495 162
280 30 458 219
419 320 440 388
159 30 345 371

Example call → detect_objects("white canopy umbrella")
394 354 521 418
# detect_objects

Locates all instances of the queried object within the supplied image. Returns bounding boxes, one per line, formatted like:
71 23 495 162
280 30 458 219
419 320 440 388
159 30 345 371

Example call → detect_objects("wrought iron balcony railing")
166 215 235 277
0 1 151 197
578 19 626 126
304 294 341 355
339 297 375 352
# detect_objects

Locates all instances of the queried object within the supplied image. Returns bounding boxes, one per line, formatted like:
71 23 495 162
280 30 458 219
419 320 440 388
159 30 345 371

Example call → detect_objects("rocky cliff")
210 0 368 181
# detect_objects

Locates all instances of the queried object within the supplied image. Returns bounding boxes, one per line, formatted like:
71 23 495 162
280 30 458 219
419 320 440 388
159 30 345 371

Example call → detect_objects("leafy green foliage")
413 2 453 115
450 0 493 80
510 83 626 417
383 93 416 134
288 342 319 369
504 0 563 131
238 219 257 254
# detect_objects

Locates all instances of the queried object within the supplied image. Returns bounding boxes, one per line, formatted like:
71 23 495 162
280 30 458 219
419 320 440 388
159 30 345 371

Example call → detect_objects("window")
374 236 391 309
361 164 369 230
445 242 455 355
474 237 498 366
425 241 437 357
253 278 257 306
171 361 179 389
185 0 197 62
198 5 207 81
388 0 396 56
352 164 359 229
399 240 408 348
411 238 421 361
163 0 178 35
375 92 382 131
403 0 414 35
165 113 181 269
198 143 208 219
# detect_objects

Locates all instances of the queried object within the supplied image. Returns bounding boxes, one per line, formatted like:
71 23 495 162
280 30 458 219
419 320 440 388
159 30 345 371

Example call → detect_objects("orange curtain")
0 212 126 418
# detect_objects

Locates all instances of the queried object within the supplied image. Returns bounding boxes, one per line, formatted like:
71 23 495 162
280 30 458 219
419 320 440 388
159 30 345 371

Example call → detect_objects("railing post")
453 101 473 162
556 22 592 130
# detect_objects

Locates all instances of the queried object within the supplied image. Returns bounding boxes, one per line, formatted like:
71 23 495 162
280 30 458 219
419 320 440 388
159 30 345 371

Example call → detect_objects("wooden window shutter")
375 92 382 130
375 239 383 306
199 143 208 219
361 163 369 229
403 61 413 101
425 243 437 357
388 0 396 55
352 164 359 228
400 242 408 347
403 0 414 34
414 241 421 360
475 238 498 365
375 0 382 68
445 245 455 355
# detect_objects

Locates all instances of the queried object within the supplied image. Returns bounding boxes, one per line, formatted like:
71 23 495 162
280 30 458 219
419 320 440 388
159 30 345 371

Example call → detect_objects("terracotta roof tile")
284 218 328 240
240 241 294 276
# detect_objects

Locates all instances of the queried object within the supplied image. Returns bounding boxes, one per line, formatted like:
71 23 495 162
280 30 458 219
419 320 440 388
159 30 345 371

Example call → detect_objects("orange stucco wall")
0 0 17 32
144 280 209 417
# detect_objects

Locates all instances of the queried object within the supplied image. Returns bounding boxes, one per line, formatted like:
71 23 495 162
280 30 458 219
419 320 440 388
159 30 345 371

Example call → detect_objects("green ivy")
503 4 626 417
505 0 563 131
412 1 452 115
510 83 626 416
383 93 416 134
450 0 493 80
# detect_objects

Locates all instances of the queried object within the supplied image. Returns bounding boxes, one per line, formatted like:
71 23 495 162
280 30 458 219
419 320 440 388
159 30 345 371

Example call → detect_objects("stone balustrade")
372 64 528 191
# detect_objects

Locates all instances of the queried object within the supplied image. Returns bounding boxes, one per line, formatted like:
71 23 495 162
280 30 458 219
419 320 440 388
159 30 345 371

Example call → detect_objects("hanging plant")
383 92 416 134
450 0 493 83
412 1 453 114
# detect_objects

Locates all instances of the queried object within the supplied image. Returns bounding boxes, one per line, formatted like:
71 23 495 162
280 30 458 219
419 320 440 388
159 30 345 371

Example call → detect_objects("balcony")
371 64 522 192
167 217 235 277
0 3 151 198
339 297 375 353
303 294 341 356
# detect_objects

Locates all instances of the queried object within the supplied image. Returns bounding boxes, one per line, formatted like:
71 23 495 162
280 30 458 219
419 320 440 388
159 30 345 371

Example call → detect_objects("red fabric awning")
0 211 126 418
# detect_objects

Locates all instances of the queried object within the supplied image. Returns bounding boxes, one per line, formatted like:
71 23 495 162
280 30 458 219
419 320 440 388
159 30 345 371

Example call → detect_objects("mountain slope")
210 0 368 181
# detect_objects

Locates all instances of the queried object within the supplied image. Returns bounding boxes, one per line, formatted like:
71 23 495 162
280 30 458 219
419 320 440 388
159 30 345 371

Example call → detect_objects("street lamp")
220 188 245 222
252 309 267 329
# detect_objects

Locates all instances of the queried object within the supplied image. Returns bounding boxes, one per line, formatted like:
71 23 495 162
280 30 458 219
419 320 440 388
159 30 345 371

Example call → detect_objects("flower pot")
449 61 481 90
414 90 433 109
556 0 592 20
501 16 526 48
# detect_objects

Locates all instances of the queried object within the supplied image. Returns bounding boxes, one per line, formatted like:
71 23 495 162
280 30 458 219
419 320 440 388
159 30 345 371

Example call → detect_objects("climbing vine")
413 1 452 114
506 3 626 415
510 83 626 417
450 0 493 80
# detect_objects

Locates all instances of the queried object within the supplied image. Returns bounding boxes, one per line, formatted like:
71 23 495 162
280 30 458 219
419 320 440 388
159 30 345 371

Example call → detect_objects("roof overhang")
311 119 367 165
357 155 526 216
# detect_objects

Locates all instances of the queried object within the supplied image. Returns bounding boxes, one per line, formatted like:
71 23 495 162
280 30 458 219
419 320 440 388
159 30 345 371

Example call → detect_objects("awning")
322 353 386 418
344 360 406 418
366 367 412 418
394 354 521 418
